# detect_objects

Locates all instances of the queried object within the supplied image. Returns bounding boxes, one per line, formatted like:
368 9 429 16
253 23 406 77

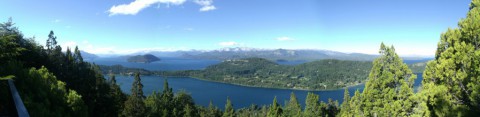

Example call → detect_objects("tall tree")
358 43 417 116
206 101 222 117
267 96 282 117
419 0 480 116
46 30 57 52
338 88 351 117
304 92 321 117
284 92 301 117
108 73 126 116
73 46 83 63
223 97 235 117
122 72 146 117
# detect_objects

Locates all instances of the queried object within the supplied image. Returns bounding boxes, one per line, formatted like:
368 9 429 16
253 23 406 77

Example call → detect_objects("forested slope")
182 58 372 90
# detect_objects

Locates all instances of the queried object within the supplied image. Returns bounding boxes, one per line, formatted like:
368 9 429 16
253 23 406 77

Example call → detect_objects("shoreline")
107 74 366 91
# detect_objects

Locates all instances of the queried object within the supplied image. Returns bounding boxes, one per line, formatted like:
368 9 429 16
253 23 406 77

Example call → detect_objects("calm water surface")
94 58 423 109
112 73 423 109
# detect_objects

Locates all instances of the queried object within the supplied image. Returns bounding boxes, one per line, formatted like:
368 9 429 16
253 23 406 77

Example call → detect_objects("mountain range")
83 47 432 62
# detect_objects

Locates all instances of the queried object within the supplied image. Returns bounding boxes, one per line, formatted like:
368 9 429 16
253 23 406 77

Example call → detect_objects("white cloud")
108 0 187 16
194 0 216 12
184 28 194 31
219 41 239 46
52 19 61 23
61 41 77 51
275 36 295 41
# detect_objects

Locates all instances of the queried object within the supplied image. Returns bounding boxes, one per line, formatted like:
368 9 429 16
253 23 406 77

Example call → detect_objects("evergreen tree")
207 101 222 117
145 91 163 117
284 92 301 117
46 30 57 53
267 96 282 117
357 43 417 116
122 72 146 117
338 88 351 117
73 46 83 63
162 79 174 108
108 73 126 116
223 97 235 117
419 0 480 116
323 98 339 117
304 92 321 116
174 91 196 116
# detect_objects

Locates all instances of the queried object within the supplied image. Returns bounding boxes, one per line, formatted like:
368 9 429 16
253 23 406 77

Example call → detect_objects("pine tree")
108 73 126 117
304 92 321 116
267 96 282 117
223 97 235 117
419 0 480 116
284 92 301 117
46 30 57 53
161 79 174 115
207 101 221 117
122 72 146 117
338 88 351 117
73 46 83 63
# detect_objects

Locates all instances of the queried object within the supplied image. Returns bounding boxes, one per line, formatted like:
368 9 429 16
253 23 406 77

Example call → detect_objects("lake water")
112 73 423 109
88 57 221 71
92 57 424 109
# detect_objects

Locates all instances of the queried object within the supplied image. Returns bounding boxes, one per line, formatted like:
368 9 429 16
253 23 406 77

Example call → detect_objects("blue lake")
89 57 221 71
112 73 423 109
92 57 424 109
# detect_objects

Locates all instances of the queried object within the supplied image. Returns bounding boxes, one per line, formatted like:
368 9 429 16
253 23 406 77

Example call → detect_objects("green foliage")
108 74 127 116
223 97 235 117
357 43 417 116
122 73 146 117
199 101 222 117
338 43 418 116
236 104 264 117
127 54 161 63
338 88 351 117
419 0 480 116
1 63 88 117
144 79 199 117
267 97 282 117
167 58 372 90
284 92 301 117
304 92 321 116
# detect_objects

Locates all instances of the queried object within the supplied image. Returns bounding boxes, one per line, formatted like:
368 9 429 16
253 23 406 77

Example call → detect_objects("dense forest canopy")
171 58 372 90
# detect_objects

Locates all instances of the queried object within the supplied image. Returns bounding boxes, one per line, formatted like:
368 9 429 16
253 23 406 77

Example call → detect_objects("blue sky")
0 0 472 56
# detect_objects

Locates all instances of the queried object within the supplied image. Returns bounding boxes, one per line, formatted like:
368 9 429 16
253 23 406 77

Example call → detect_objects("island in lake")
127 54 161 63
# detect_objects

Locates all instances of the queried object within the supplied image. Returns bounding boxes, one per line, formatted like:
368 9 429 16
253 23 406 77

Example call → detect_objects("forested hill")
170 58 373 90
127 54 160 63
